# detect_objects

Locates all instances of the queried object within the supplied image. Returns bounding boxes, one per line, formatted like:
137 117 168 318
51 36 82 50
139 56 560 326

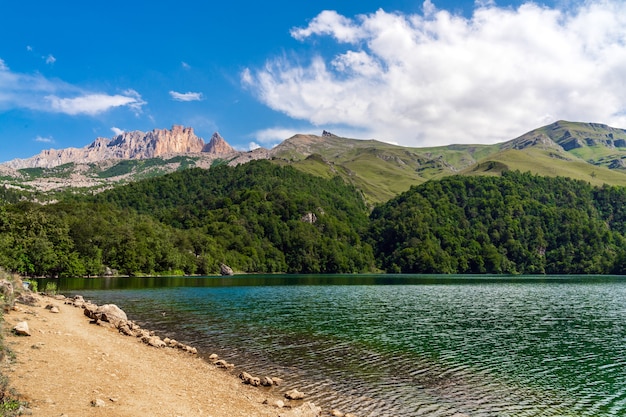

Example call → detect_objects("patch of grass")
44 281 57 295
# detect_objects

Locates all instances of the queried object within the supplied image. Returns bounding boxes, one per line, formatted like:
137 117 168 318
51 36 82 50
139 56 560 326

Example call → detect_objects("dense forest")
3 162 626 277
0 161 374 276
369 171 626 274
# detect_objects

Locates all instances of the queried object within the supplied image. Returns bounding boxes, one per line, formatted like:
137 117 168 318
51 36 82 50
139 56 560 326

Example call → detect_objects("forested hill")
5 162 626 277
369 171 626 274
0 160 374 277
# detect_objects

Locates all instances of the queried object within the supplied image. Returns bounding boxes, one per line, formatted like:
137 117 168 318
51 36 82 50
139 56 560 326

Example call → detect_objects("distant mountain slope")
465 121 626 187
5 120 626 204
268 133 498 203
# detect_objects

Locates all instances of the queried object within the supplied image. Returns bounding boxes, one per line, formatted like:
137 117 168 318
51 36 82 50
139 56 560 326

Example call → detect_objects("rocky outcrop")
2 126 236 169
203 132 236 155
220 264 234 276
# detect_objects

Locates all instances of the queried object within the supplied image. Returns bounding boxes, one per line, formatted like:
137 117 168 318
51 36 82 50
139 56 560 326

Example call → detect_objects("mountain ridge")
5 120 626 203
2 125 237 170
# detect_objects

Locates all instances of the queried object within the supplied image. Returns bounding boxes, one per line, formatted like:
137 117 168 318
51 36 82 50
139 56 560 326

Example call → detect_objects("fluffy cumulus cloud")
169 90 203 102
0 61 146 116
244 1 626 146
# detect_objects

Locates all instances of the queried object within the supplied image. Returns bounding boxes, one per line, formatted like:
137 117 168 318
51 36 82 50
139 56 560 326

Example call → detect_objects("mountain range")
3 120 626 203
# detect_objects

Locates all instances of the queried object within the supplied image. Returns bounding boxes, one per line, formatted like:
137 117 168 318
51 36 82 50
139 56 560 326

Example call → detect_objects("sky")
1 0 626 162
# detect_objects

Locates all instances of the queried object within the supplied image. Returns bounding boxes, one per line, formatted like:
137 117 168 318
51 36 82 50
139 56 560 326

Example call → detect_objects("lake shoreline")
1 292 325 417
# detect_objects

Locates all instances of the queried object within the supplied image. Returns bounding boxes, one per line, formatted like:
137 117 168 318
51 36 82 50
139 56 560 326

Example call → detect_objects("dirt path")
1 294 283 417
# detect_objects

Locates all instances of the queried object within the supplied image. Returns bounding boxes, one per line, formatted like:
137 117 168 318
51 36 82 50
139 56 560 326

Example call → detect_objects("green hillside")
271 134 497 204
369 171 626 275
0 161 374 277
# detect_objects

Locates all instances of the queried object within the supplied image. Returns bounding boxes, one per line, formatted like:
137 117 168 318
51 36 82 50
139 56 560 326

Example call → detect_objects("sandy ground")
1 294 285 417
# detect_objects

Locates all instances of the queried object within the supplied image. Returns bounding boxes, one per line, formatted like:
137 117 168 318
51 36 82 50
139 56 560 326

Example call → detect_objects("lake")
38 274 626 416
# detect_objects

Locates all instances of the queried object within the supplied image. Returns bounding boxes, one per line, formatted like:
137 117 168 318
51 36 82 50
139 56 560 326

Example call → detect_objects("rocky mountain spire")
202 132 235 155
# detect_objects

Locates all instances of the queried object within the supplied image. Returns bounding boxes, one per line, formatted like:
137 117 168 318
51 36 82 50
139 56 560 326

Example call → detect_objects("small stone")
284 388 305 400
260 376 274 386
91 398 106 407
214 359 232 368
331 410 345 417
13 321 31 336
50 306 60 313
208 353 219 361
263 398 285 408
278 402 321 417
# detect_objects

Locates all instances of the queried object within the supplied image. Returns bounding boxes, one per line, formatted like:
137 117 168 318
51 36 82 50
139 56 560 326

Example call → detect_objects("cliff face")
3 126 234 169
202 132 235 155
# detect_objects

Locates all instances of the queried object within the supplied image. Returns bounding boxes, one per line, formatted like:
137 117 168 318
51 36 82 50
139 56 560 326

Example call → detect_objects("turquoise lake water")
41 275 626 416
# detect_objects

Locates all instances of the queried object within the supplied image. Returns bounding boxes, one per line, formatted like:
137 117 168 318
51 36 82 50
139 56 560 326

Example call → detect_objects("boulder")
220 263 234 276
239 372 261 386
13 321 31 336
285 389 305 400
278 402 322 417
214 359 234 369
142 335 166 348
15 293 39 306
260 376 275 386
95 304 128 323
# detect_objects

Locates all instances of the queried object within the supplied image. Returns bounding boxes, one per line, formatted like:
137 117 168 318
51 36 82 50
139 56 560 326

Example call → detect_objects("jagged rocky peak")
108 125 205 158
202 132 235 155
1 125 236 170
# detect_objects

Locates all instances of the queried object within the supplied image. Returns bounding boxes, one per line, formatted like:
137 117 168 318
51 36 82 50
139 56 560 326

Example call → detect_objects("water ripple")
74 277 626 417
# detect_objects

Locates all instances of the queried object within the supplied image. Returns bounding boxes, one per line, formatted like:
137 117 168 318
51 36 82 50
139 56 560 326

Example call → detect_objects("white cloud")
111 127 124 135
245 1 626 146
46 92 145 116
0 59 7 71
182 61 190 69
290 10 364 43
34 135 54 143
169 90 204 102
26 45 33 52
0 65 146 116
248 142 261 150
45 54 56 64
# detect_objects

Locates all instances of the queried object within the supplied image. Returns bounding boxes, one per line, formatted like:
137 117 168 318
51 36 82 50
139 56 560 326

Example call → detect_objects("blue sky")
1 0 625 162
